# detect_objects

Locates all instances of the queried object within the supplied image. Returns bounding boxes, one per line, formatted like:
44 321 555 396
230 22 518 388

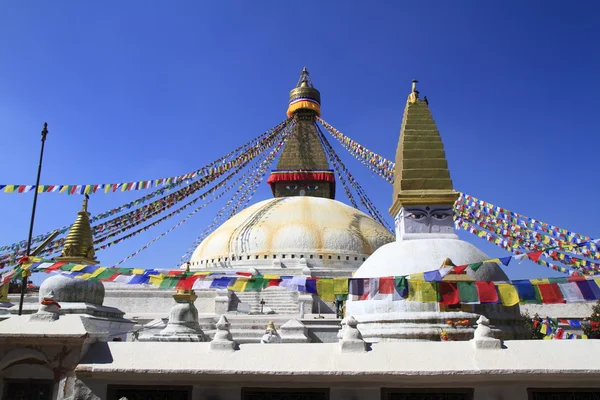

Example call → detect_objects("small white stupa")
346 81 526 342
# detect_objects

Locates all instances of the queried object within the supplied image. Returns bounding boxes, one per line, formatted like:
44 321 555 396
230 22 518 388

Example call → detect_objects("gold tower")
55 195 98 265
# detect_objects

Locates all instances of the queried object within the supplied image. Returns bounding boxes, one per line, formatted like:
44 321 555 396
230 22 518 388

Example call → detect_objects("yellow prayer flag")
582 335 588 339
4 185 15 193
530 278 550 285
132 268 145 275
487 258 501 264
316 279 334 302
409 272 425 281
59 186 68 193
75 273 92 280
408 280 437 302
333 278 348 295
194 271 211 276
71 264 88 272
543 335 552 340
90 267 107 278
539 323 547 335
263 274 280 280
497 284 519 306
149 275 164 287
228 278 248 292
595 278 600 289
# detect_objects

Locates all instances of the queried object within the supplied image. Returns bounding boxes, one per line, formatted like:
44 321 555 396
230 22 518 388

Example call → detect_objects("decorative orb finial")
287 67 321 117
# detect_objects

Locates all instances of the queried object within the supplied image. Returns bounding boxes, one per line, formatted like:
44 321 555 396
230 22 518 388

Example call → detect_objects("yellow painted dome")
190 197 394 269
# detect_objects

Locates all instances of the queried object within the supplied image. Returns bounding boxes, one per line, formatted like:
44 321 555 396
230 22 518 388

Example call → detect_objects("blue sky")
0 1 598 283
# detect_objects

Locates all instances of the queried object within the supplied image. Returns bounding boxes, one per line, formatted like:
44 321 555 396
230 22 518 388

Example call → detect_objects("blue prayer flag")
513 280 537 303
569 320 582 328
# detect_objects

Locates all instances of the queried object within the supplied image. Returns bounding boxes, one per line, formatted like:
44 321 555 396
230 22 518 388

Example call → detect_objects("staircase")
229 286 300 314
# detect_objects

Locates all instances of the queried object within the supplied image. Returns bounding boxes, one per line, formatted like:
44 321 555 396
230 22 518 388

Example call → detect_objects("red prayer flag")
379 277 395 294
175 276 198 290
236 272 253 277
567 276 587 282
453 265 468 275
527 251 543 262
537 283 566 304
439 282 459 305
266 279 281 287
475 282 498 303
45 262 67 272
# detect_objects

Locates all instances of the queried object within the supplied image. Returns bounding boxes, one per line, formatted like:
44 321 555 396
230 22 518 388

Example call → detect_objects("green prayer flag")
60 263 77 271
468 262 483 272
93 270 116 280
457 281 479 303
159 277 179 289
395 276 408 298
245 277 265 291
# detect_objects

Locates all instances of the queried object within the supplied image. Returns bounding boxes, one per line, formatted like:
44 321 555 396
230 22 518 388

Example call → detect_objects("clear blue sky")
0 1 598 282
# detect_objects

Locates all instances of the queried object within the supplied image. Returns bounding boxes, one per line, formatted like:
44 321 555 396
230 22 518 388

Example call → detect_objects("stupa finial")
288 67 321 117
55 194 98 265
408 79 420 104
390 80 459 217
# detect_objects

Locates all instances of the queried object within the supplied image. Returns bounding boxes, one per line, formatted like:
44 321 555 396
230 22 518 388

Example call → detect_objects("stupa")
10 196 134 340
186 68 394 314
346 80 527 341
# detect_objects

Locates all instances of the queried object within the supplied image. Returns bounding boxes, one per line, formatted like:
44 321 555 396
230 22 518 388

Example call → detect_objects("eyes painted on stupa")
401 206 455 235
285 185 319 191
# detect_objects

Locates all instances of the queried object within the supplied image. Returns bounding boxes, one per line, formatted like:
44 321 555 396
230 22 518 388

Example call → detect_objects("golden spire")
174 262 197 302
389 80 459 216
56 195 98 265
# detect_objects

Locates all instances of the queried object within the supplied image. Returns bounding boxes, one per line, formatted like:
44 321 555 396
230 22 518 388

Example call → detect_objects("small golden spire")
408 79 419 103
174 262 196 301
441 258 456 268
266 321 276 331
56 195 98 265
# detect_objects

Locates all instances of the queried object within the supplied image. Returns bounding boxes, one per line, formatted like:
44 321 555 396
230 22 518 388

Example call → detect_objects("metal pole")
18 123 48 316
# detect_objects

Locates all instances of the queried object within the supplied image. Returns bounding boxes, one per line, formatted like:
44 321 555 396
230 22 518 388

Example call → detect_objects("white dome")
354 238 509 281
190 197 394 267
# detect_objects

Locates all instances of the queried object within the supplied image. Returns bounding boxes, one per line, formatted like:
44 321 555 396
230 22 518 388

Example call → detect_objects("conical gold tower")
267 67 336 199
389 80 459 216
55 195 98 265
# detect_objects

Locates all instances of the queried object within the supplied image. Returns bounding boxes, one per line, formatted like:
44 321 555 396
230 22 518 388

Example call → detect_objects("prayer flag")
317 279 334 302
476 282 498 303
528 251 543 262
159 277 179 289
439 282 459 305
424 270 442 282
228 278 248 292
245 277 266 291
408 280 438 302
175 276 198 291
537 283 566 304
499 257 512 266
333 278 349 295
576 280 600 301
457 281 479 304
394 277 408 298
453 265 468 275
305 278 317 294
569 320 582 328
469 262 483 271
513 280 538 303
378 277 395 294
497 283 519 306
558 282 585 302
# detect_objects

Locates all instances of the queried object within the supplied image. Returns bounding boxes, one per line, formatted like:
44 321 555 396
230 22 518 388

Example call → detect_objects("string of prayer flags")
0 119 291 195
317 117 395 184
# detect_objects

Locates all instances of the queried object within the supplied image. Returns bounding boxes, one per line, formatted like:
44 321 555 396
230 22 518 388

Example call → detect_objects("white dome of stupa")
354 238 509 281
189 197 394 273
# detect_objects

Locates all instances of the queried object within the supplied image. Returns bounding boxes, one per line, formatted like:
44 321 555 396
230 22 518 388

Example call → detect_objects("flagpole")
18 123 48 316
